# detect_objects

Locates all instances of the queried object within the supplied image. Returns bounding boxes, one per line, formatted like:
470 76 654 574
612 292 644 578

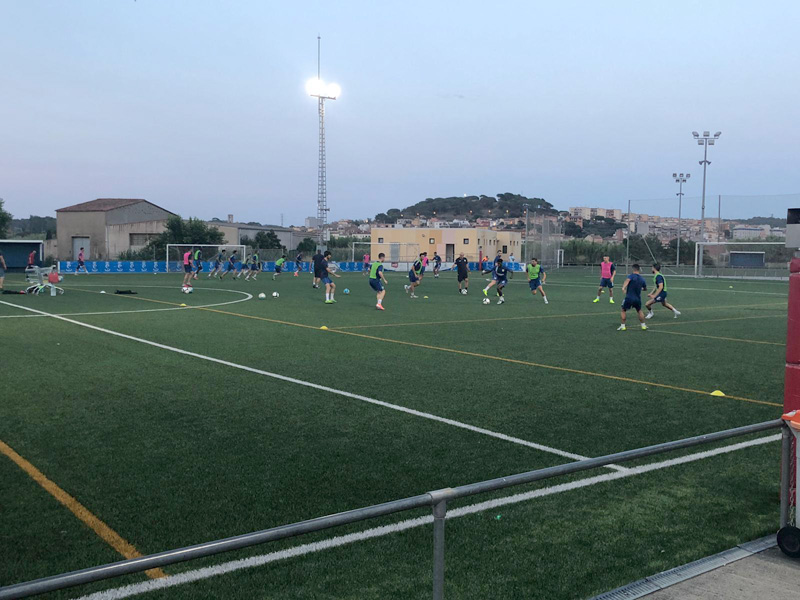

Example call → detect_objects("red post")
786 255 800 411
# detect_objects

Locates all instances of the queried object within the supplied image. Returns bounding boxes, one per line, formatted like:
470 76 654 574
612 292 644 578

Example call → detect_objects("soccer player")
208 249 225 278
369 252 389 310
483 257 509 304
433 253 442 278
420 252 429 279
362 253 370 277
192 247 203 279
181 249 194 288
311 249 324 288
593 255 616 304
75 247 87 275
321 250 340 303
294 252 303 277
618 264 648 331
218 250 238 280
273 254 287 280
526 258 549 305
245 251 260 281
454 252 470 294
27 249 37 269
404 253 424 298
645 263 681 319
0 251 6 290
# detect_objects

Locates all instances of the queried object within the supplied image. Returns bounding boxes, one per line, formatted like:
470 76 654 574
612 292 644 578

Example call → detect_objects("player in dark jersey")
454 253 470 294
483 257 509 304
618 264 648 331
311 250 324 289
218 250 238 280
433 253 442 278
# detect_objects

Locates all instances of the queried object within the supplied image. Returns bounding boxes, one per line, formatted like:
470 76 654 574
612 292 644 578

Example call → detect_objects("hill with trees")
375 193 556 223
731 216 787 227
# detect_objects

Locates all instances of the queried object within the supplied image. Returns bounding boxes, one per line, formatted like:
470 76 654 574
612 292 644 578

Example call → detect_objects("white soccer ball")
183 287 193 294
482 297 491 304
272 291 279 298
258 292 266 299
461 289 468 295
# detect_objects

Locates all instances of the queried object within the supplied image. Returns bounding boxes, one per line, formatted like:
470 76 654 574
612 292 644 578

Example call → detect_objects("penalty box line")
71 433 781 600
0 300 626 471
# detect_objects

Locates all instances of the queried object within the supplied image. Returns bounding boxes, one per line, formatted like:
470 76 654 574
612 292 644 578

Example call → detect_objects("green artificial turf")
0 268 789 599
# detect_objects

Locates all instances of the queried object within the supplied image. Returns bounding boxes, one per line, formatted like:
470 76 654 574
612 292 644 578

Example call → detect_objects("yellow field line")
0 439 166 579
72 291 782 407
648 328 784 347
331 301 786 330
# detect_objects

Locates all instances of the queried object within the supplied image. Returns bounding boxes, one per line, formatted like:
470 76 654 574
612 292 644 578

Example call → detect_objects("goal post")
165 244 246 273
695 241 791 279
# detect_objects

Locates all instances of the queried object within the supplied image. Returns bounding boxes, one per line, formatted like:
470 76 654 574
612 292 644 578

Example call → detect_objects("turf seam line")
0 439 166 580
69 434 780 600
0 300 624 470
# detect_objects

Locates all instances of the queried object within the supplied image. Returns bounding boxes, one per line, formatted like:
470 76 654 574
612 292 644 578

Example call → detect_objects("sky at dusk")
2 0 799 225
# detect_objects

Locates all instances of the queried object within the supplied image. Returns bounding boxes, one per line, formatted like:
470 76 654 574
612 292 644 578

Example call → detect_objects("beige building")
56 198 175 261
569 207 623 221
370 227 522 263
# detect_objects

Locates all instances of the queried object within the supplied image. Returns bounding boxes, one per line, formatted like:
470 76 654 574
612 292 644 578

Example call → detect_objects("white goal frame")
694 241 787 278
166 244 246 273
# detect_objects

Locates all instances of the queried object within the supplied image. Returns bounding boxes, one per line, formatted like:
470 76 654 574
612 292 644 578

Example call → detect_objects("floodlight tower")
672 172 690 267
692 131 721 243
306 37 341 245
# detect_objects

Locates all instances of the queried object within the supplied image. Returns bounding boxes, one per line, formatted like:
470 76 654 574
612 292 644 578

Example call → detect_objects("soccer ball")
272 291 280 298
258 293 266 299
460 289 468 295
482 297 491 305
182 286 193 294
343 288 350 295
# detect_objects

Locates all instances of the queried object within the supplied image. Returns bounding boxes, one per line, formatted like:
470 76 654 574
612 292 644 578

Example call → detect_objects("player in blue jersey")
618 264 648 331
369 253 389 310
218 250 238 280
483 257 509 304
404 254 424 298
321 251 341 303
207 249 225 278
432 253 442 278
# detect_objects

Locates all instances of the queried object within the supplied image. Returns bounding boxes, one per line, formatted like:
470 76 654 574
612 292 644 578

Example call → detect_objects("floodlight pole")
625 199 631 271
522 203 530 263
693 131 720 277
673 173 690 267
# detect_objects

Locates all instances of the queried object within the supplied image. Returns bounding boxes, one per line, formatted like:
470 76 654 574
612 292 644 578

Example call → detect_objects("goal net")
166 244 246 273
353 241 421 264
695 242 791 279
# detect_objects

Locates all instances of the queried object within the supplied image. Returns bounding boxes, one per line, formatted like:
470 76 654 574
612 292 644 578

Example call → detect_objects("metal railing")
0 419 788 600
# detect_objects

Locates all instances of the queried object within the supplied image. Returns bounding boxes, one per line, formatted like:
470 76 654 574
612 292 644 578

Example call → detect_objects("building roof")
206 221 290 232
56 198 172 213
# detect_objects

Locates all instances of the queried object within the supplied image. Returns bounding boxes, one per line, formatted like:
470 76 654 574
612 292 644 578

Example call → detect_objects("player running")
433 253 442 278
454 252 470 294
526 258 549 304
645 263 681 319
273 255 287 280
420 252 429 279
192 247 203 279
369 252 389 310
75 247 88 275
618 264 648 331
362 253 370 276
404 253 424 298
321 250 341 304
208 249 225 278
593 255 616 304
245 251 260 281
483 257 509 304
218 250 239 280
294 252 303 277
181 249 194 288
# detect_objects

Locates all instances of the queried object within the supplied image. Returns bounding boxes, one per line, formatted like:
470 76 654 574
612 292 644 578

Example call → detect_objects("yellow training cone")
320 326 328 330
180 303 187 307
710 390 726 397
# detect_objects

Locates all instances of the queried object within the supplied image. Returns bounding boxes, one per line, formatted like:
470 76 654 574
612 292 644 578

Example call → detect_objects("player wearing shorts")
526 258 549 304
245 252 260 281
76 247 87 275
645 263 680 319
321 251 340 303
362 253 370 277
404 254 424 298
618 264 648 331
312 250 323 288
295 252 303 277
455 253 469 294
273 255 286 280
192 248 203 279
433 253 442 277
420 253 429 278
369 253 388 310
182 250 194 288
208 250 225 278
484 257 509 304
218 250 238 280
594 255 616 304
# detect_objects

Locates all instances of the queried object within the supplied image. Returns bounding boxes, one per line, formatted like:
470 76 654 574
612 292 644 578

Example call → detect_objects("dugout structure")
695 241 790 279
0 239 44 271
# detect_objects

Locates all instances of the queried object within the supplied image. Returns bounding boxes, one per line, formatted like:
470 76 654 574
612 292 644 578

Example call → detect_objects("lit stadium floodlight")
692 130 721 259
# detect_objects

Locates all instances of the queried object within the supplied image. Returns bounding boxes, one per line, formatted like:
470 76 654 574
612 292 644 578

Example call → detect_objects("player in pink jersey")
593 255 616 304
182 249 194 289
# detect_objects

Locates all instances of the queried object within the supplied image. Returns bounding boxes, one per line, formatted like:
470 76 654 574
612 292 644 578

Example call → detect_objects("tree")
297 237 316 252
563 221 584 238
0 199 11 238
254 230 282 249
119 216 224 260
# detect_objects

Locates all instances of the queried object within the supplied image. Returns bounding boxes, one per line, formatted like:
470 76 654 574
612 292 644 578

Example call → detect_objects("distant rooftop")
56 198 173 213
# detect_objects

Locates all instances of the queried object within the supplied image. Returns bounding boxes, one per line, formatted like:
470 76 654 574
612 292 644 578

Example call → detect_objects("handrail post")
781 423 792 528
429 488 453 600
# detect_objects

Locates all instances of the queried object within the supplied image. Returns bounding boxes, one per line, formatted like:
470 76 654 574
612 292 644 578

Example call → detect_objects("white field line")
508 280 788 296
0 287 253 319
0 301 620 470
70 434 781 600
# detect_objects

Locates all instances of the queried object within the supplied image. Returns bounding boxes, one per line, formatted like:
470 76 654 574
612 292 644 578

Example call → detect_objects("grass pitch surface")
0 268 788 599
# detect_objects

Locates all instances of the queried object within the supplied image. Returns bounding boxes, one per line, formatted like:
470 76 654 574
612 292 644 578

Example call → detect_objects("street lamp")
692 131 721 244
672 172 690 267
307 36 341 247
